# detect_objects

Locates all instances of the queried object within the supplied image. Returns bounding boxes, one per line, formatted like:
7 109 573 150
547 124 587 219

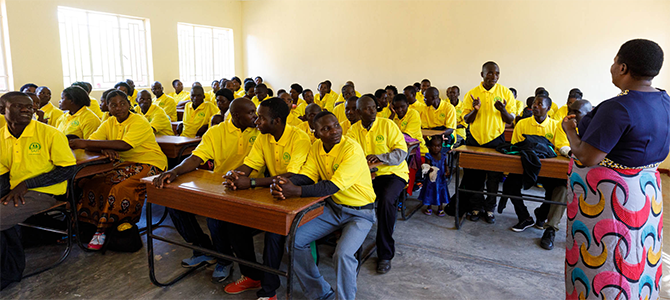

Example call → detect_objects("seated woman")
69 90 167 250
55 86 101 139
98 88 116 122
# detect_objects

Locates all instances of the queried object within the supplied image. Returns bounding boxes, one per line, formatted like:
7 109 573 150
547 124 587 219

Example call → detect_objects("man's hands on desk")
222 170 251 190
152 170 178 188
270 176 301 200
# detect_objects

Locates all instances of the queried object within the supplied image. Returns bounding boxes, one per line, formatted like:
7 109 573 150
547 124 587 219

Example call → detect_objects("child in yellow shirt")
137 90 174 136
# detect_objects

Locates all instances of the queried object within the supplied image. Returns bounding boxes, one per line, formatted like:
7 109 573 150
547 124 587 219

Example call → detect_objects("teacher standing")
562 39 668 299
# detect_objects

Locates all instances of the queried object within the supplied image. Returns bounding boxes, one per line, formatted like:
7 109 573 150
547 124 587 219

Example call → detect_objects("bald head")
229 98 256 114
305 103 322 115
568 99 592 124
426 87 439 97
356 96 376 110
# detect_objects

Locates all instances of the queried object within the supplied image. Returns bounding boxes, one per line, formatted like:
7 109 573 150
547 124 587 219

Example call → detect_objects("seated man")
251 84 270 107
296 103 322 143
302 89 315 106
403 85 426 116
243 81 256 100
340 96 359 136
314 81 336 110
279 91 303 127
551 88 583 122
347 96 408 274
180 86 218 138
152 98 262 282
170 79 190 108
222 98 310 298
35 86 64 127
137 90 174 136
271 111 376 300
421 87 457 137
332 81 361 110
415 79 431 103
151 81 178 121
332 85 357 123
0 92 77 289
289 83 307 116
375 89 392 119
502 95 571 244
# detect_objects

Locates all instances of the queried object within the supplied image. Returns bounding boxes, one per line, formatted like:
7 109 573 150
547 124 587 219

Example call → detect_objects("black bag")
101 223 143 254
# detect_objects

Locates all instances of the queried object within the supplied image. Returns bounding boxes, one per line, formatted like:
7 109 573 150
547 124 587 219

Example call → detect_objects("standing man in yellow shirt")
35 86 64 127
460 61 516 224
137 90 174 136
151 81 178 121
0 92 77 287
152 98 262 284
347 96 409 274
404 85 427 116
222 98 311 298
179 86 218 138
270 111 376 300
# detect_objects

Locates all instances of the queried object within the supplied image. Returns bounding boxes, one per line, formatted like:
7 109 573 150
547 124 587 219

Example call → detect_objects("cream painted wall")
241 0 670 105
5 0 243 102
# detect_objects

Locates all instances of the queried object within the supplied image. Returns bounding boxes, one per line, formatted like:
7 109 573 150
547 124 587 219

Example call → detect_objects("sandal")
87 232 106 250
423 208 433 216
437 209 446 217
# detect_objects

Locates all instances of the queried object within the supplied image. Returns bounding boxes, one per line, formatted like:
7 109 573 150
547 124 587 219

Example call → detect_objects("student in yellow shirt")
460 61 516 224
416 79 431 102
56 86 101 139
126 79 138 105
314 81 337 110
204 80 221 103
302 88 315 105
391 94 427 154
210 88 235 127
230 77 245 99
71 82 104 119
0 92 77 282
98 88 116 122
69 89 167 250
289 83 307 116
375 89 392 119
0 114 5 129
421 87 457 136
150 81 178 121
179 86 218 138
114 81 136 108
333 81 361 109
385 85 398 103
535 87 558 118
19 83 37 93
250 83 270 107
403 85 427 116
35 86 64 127
279 90 303 127
152 98 262 283
137 90 174 136
332 85 357 123
169 80 191 108
347 96 409 274
222 98 310 297
551 88 583 121
447 85 467 146
340 96 359 135
296 103 322 143
270 111 376 300
243 81 256 100
508 87 525 117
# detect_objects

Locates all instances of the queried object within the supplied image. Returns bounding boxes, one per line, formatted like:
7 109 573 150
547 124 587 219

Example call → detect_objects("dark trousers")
459 131 506 212
207 219 262 280
502 174 565 222
257 232 285 297
167 208 215 257
0 227 24 290
373 174 407 261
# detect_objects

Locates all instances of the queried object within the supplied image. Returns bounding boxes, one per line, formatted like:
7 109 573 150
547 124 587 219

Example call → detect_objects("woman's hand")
101 149 119 160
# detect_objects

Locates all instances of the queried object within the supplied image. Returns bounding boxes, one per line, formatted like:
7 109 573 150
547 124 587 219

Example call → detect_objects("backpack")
101 223 143 254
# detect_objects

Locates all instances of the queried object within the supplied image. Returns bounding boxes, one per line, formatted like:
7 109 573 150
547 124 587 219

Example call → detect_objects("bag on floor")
101 223 143 254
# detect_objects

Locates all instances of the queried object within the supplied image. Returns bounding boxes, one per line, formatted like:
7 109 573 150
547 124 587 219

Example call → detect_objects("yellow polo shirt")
552 105 569 121
511 116 570 149
287 111 303 127
377 106 392 119
332 102 347 123
462 82 516 145
333 91 361 111
393 109 427 154
296 120 317 144
409 100 427 116
55 107 101 139
416 91 424 103
234 87 245 99
182 101 218 138
88 98 104 119
294 99 307 116
453 101 467 139
41 103 64 127
243 125 311 176
129 90 138 107
340 119 354 136
515 99 525 116
154 94 177 121
0 120 76 195
315 92 338 111
547 102 559 119
299 136 375 207
90 113 167 170
101 112 111 122
0 114 5 129
140 104 174 136
192 119 261 175
251 95 270 107
421 99 457 130
168 91 190 104
204 90 215 103
347 118 409 181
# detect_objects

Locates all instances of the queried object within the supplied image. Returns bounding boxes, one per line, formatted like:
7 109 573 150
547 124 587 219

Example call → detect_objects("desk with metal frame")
451 145 570 229
155 135 201 161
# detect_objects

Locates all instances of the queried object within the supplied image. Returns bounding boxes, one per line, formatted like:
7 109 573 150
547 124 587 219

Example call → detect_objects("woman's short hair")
616 39 664 79
63 86 91 107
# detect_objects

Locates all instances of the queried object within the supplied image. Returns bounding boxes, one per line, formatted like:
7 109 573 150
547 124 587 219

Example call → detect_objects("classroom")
1 0 669 299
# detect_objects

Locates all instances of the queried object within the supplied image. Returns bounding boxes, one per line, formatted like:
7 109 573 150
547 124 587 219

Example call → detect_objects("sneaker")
87 232 106 250
224 275 261 294
257 297 277 300
181 254 217 268
540 227 556 250
483 211 496 224
533 209 546 229
511 218 535 232
468 210 480 222
212 263 233 283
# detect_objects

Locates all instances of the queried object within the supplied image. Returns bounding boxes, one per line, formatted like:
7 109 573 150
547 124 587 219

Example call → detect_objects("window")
57 6 153 89
0 0 13 92
177 23 234 85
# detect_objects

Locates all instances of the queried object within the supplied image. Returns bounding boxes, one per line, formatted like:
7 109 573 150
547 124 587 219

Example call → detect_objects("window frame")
177 22 235 87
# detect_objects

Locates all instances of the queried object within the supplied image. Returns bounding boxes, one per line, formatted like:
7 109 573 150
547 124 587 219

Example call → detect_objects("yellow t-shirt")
332 102 347 123
416 91 424 103
340 119 354 136
168 91 190 104
251 95 270 107
296 120 317 144
204 90 215 103
55 107 101 139
511 116 570 149
377 106 392 119
0 120 76 195
552 105 569 122
461 82 516 145
294 99 307 116
547 102 559 119
88 98 104 119
41 103 64 127
101 112 111 122
90 113 167 170
393 109 427 154
347 118 409 181
287 110 303 127
182 101 218 138
234 87 245 99
140 104 174 136
515 99 526 116
421 99 457 130
154 94 178 121
299 136 375 207
129 90 138 107
243 125 311 176
453 101 467 139
0 114 5 129
191 119 261 174
409 100 427 116
315 92 338 111
333 91 361 111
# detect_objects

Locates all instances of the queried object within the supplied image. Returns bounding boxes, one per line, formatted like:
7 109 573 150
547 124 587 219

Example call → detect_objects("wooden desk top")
72 149 115 179
453 145 569 179
141 170 325 235
421 129 444 137
73 149 108 165
155 135 201 146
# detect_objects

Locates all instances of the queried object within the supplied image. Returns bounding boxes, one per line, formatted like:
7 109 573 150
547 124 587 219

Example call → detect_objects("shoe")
468 210 480 222
533 209 546 229
87 232 106 250
540 227 556 250
181 254 217 268
224 275 261 294
316 288 335 300
257 297 277 300
423 208 432 216
511 218 535 232
437 209 446 217
377 259 391 274
212 263 233 283
483 211 496 224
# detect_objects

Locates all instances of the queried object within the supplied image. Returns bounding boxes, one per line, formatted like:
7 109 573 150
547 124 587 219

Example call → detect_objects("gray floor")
3 174 670 299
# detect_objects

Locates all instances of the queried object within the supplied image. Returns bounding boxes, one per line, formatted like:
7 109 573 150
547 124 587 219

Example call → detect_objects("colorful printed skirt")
77 162 161 231
566 158 662 299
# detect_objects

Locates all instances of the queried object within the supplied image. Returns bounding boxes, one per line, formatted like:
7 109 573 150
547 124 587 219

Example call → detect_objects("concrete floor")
3 174 670 299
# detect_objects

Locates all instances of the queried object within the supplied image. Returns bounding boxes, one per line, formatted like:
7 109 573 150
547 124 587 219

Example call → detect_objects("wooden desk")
140 170 326 298
176 109 184 121
504 128 513 142
421 129 444 137
171 121 182 135
73 149 115 179
155 135 200 159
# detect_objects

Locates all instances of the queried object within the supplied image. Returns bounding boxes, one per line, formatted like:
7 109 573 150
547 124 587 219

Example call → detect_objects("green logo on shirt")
375 135 384 143
72 120 80 126
494 96 503 103
28 142 41 154
401 121 408 127
439 113 446 119
333 164 339 171
249 136 257 143
545 133 554 140
283 152 291 163
198 112 205 117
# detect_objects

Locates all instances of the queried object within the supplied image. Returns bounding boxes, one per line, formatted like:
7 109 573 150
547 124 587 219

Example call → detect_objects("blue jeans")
293 199 376 300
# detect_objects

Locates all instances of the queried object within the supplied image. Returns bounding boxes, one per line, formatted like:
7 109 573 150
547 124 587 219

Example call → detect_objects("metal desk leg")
286 201 325 300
